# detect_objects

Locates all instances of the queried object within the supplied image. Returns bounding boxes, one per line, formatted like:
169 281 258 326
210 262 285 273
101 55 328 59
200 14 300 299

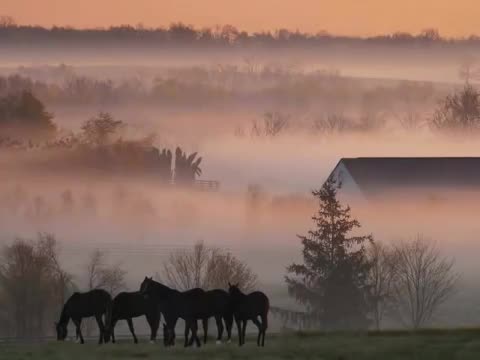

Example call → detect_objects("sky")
2 0 479 37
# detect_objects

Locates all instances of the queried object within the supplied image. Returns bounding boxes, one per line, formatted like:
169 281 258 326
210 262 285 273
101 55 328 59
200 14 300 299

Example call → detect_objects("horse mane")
148 279 177 298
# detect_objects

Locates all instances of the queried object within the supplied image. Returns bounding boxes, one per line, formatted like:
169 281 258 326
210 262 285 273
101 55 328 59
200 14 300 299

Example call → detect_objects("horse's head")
162 323 175 347
140 276 154 298
228 282 242 297
55 321 67 341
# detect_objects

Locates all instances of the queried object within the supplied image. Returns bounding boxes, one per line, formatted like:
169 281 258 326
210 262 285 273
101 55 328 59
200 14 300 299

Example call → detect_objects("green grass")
3 330 480 360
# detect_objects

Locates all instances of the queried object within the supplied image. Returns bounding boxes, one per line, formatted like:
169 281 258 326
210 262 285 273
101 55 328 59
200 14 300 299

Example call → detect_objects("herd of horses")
55 277 270 347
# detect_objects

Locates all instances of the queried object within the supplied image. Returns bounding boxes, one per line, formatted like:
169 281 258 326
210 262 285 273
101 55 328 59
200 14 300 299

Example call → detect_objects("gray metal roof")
334 157 480 195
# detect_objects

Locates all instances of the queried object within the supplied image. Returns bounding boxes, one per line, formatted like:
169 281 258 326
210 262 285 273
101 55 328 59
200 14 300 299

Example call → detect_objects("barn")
328 157 480 201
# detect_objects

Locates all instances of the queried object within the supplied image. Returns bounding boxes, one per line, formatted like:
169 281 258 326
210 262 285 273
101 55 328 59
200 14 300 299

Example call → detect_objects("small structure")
328 157 480 201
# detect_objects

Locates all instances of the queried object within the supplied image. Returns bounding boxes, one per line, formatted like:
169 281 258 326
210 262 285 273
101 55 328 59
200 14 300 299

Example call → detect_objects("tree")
431 84 480 132
160 241 257 292
174 147 202 184
0 91 56 140
85 249 126 295
251 112 290 137
80 112 123 146
285 176 373 330
84 249 126 336
390 235 457 329
0 233 73 338
458 56 480 84
367 242 397 330
0 15 15 28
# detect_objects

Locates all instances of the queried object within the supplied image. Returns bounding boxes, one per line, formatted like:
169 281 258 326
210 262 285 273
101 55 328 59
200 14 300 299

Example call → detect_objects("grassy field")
3 330 480 360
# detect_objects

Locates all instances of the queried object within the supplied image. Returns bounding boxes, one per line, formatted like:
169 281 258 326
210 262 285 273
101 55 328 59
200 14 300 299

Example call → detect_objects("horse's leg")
146 313 159 343
73 318 84 344
187 320 195 347
252 317 262 347
95 314 105 344
234 317 242 346
111 319 117 343
184 319 191 347
261 313 267 347
215 315 223 344
202 318 208 344
225 313 233 343
192 320 201 347
241 320 248 346
110 318 118 343
126 318 138 344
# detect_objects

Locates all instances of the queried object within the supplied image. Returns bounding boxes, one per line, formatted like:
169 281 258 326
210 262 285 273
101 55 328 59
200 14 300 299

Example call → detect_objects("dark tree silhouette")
431 84 480 132
80 112 123 146
0 233 74 338
285 176 373 330
0 91 56 140
174 147 202 184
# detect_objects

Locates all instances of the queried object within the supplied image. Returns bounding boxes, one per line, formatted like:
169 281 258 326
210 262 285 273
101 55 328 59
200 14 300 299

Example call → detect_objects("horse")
228 283 269 347
104 291 161 344
200 289 234 344
55 289 112 344
139 277 205 347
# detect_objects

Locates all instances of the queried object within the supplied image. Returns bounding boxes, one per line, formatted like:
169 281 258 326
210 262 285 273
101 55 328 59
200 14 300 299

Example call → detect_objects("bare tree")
160 241 257 292
85 249 126 295
312 113 353 134
430 84 480 132
204 249 258 292
0 15 15 28
458 56 480 84
251 112 290 137
367 242 397 330
84 249 126 336
390 235 458 329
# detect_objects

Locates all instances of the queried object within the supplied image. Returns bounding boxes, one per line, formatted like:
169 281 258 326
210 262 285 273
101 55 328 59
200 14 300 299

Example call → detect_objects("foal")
228 283 269 347
55 289 112 344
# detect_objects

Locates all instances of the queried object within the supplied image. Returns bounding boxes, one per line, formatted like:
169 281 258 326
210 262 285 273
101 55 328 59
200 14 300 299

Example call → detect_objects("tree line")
0 18 477 48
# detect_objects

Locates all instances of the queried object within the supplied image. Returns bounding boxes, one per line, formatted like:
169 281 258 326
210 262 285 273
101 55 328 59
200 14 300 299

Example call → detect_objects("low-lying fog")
3 55 480 330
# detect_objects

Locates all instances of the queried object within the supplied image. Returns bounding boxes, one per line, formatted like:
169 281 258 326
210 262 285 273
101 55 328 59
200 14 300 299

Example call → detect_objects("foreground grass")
3 329 480 360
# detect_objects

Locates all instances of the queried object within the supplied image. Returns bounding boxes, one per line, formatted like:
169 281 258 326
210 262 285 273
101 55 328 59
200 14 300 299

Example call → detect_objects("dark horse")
228 283 269 347
140 277 204 347
55 289 112 344
200 289 234 344
105 291 161 344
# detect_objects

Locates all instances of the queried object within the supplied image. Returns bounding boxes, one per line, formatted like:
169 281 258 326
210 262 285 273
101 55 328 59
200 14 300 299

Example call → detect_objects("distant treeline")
0 68 439 115
1 21 480 48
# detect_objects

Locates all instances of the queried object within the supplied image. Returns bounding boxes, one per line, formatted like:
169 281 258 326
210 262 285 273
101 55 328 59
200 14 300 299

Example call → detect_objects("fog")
3 37 480 331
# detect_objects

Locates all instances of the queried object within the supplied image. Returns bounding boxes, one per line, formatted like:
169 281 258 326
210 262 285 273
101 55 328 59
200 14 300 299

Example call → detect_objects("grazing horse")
105 291 161 344
55 289 112 344
140 277 205 347
201 289 234 344
228 283 269 347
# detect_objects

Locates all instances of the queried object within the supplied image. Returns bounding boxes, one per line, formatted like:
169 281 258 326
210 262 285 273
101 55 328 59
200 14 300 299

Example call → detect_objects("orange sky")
2 0 479 36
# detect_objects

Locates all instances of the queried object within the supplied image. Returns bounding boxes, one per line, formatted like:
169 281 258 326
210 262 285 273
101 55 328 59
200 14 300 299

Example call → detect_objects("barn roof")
333 157 480 196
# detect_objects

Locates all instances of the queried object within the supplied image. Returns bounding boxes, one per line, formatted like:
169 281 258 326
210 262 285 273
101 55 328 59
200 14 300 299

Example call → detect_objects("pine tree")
285 176 373 330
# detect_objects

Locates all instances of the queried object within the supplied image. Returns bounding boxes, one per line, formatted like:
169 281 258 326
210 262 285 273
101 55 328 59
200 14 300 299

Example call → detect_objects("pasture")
3 330 480 360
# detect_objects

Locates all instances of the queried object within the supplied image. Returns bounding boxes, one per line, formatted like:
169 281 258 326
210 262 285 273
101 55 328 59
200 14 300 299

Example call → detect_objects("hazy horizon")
3 0 480 37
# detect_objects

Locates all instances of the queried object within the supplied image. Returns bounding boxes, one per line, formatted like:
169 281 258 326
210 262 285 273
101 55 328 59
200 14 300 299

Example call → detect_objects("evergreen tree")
285 176 373 330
